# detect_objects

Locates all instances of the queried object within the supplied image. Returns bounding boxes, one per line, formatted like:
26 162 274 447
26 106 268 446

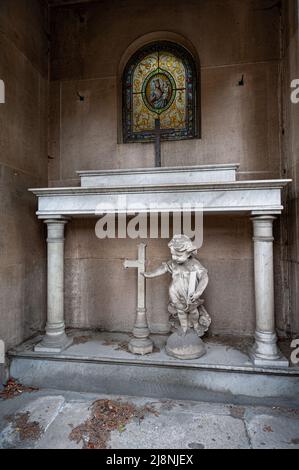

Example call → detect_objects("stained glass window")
123 42 198 143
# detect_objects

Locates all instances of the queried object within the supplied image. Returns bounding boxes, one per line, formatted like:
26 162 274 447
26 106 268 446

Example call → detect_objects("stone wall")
48 0 284 337
280 0 299 336
49 0 282 185
64 216 254 336
0 0 296 348
0 0 49 349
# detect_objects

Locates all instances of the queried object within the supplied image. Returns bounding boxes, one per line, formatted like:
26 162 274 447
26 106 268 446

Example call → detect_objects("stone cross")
123 243 153 355
154 118 174 167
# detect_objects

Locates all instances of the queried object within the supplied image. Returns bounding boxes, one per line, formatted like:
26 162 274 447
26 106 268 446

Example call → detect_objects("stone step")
7 331 299 408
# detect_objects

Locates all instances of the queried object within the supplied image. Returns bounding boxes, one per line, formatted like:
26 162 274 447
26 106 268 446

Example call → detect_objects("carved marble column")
35 219 72 353
251 215 288 367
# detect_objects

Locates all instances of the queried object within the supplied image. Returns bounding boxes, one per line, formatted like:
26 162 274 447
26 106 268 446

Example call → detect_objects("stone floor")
0 388 299 449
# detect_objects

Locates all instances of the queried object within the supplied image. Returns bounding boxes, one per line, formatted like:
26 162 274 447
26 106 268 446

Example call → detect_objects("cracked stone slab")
109 410 250 449
0 396 65 448
36 400 92 449
246 414 299 449
1 390 299 449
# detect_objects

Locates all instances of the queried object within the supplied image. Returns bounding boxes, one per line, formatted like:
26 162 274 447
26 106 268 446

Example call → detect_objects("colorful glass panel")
123 42 198 142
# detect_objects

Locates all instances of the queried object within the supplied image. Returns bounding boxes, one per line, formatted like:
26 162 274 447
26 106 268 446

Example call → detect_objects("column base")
250 330 289 368
128 337 153 355
34 333 73 353
250 355 289 368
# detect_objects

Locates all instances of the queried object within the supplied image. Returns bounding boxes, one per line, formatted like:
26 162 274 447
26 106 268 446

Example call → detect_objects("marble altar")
29 164 291 367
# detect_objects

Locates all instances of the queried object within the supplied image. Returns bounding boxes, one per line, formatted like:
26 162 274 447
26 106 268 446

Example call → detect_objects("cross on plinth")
154 118 175 168
123 243 153 355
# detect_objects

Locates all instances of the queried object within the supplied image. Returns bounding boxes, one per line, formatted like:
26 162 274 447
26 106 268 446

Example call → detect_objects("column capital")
44 218 70 243
251 215 276 242
250 214 277 221
43 217 71 225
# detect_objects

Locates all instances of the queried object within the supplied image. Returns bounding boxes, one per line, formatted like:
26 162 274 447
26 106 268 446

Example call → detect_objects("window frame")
122 41 199 143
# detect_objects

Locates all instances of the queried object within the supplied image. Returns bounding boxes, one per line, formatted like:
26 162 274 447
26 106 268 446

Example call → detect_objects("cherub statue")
143 234 211 337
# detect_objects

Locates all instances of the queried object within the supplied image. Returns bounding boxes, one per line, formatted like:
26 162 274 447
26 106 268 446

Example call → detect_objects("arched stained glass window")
123 42 198 143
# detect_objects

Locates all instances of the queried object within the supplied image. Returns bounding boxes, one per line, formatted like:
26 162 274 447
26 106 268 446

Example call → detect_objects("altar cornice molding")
76 163 241 177
30 179 291 196
29 178 291 219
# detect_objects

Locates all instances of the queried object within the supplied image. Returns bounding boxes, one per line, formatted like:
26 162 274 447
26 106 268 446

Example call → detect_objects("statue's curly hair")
168 234 197 254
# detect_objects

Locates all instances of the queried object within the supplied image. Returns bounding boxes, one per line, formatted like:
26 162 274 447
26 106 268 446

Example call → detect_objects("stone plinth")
166 329 206 360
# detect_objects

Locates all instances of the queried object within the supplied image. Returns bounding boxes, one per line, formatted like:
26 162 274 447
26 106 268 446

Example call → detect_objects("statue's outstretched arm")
142 263 169 279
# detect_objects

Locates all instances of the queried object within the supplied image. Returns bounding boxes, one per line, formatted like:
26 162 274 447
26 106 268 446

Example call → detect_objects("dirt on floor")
206 335 253 355
0 379 38 400
72 335 92 345
228 405 246 420
102 339 160 354
5 411 42 442
69 399 159 449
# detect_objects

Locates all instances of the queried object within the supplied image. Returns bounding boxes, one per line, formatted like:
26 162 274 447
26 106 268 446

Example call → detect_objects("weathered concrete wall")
0 0 294 346
49 0 283 336
0 0 48 350
280 0 299 336
64 216 254 336
49 0 282 185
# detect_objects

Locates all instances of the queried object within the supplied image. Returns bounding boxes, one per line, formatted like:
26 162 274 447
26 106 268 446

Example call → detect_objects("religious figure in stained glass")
147 75 172 111
123 42 198 143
